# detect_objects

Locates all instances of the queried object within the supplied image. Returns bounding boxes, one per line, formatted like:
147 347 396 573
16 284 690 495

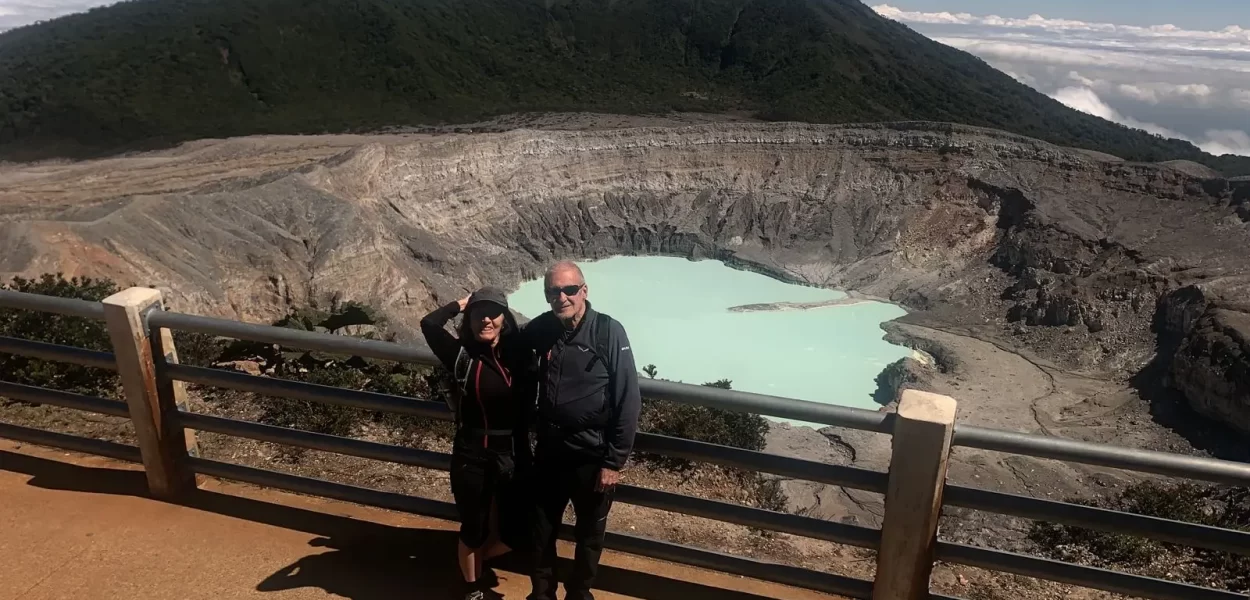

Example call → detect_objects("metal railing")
0 286 1248 600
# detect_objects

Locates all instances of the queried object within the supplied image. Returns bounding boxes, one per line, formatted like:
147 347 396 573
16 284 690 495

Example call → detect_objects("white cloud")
1053 86 1250 156
874 4 1250 43
1232 89 1250 108
1117 82 1214 105
874 4 977 25
1004 70 1037 87
1067 71 1096 87
0 1 120 31
1051 87 1119 121
932 36 1250 75
875 4 1250 159
1200 130 1250 156
1051 87 1184 138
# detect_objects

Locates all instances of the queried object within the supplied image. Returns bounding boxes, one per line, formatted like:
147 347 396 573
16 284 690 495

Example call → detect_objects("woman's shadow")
256 531 488 599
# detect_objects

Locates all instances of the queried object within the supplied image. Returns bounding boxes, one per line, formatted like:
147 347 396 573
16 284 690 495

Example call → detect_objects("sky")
4 1 1249 157
873 2 1250 156
0 1 118 31
882 0 1248 30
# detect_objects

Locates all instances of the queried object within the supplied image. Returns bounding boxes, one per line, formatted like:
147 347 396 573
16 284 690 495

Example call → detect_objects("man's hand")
595 468 620 492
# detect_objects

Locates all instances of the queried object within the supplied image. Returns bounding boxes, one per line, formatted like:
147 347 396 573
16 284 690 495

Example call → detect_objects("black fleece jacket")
520 302 641 470
419 301 537 456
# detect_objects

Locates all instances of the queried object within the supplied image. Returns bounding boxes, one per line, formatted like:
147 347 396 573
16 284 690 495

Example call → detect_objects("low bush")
1028 481 1250 592
0 274 121 398
171 330 230 368
639 376 769 453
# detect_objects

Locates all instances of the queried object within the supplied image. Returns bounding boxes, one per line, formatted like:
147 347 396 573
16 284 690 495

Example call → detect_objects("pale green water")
507 256 910 426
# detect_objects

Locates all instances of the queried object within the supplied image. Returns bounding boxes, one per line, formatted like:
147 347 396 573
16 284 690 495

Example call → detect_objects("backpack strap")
448 346 473 423
594 312 615 401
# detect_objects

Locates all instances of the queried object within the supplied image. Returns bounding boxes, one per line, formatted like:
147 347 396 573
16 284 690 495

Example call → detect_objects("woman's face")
468 303 506 344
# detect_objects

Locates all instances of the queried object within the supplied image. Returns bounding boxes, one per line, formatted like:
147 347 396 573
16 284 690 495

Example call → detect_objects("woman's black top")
419 301 536 455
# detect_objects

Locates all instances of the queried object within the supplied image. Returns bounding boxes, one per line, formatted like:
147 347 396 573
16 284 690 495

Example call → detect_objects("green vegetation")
636 368 783 513
1028 481 1250 592
215 302 453 444
0 274 121 398
2 0 1248 175
0 274 784 514
0 274 768 456
0 273 448 446
640 378 769 453
638 365 770 460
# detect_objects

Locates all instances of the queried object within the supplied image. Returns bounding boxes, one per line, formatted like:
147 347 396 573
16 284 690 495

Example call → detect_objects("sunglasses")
469 304 505 320
545 284 583 300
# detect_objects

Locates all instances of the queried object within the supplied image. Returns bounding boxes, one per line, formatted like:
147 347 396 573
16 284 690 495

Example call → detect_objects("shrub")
171 330 230 367
248 314 455 446
0 273 121 398
255 365 371 437
640 378 768 453
1028 481 1250 592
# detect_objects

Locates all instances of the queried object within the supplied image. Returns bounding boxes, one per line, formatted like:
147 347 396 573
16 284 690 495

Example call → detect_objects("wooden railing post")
873 389 958 600
152 322 199 458
103 287 196 499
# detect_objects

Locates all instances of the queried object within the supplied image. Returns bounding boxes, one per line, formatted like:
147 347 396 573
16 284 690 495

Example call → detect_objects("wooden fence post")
153 324 199 458
873 389 958 600
103 287 196 499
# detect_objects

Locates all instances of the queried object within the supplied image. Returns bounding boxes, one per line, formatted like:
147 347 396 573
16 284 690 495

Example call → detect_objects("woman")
420 286 536 600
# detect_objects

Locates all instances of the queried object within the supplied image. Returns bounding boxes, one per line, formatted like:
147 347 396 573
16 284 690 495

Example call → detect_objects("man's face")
544 268 587 322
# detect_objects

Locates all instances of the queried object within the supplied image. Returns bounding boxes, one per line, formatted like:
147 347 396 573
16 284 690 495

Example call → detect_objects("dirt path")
0 440 839 600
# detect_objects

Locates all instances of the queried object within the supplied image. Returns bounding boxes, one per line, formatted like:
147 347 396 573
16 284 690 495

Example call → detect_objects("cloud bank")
0 1 119 32
873 4 1250 157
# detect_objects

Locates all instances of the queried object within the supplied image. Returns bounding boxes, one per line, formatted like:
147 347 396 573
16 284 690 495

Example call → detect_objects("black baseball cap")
466 286 509 311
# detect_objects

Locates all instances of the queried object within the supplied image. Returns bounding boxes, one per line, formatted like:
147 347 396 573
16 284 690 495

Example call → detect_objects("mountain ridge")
2 0 1249 175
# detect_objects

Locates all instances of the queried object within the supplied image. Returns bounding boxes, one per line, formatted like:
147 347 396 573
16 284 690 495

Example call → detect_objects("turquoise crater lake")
507 256 911 425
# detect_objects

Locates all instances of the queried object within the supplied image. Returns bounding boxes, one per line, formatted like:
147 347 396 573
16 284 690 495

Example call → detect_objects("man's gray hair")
544 260 585 285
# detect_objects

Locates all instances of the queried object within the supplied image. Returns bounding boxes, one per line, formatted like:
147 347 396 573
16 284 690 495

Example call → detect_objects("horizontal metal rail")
954 425 1250 487
179 409 882 550
150 308 890 432
0 336 118 370
944 484 1250 557
0 289 107 320
149 310 440 365
639 378 891 433
0 381 130 418
936 542 1247 600
178 411 451 471
635 432 889 494
189 456 875 599
165 363 453 420
188 456 460 521
617 484 880 549
603 531 876 599
172 361 889 492
0 422 142 463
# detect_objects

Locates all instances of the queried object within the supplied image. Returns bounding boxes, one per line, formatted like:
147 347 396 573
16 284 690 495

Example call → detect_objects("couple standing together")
420 260 641 600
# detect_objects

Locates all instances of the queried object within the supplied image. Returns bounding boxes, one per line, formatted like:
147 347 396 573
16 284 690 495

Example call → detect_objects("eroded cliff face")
0 122 1247 430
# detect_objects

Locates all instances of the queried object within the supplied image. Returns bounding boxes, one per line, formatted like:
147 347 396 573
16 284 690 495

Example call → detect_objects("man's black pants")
528 453 614 600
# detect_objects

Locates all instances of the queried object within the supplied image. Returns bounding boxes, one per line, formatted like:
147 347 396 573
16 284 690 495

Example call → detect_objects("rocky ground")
2 113 1249 598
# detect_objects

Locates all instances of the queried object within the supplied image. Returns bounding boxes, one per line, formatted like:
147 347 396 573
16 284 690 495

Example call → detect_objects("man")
521 260 641 600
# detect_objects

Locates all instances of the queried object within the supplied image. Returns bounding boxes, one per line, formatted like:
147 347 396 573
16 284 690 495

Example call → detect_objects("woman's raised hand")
457 294 472 312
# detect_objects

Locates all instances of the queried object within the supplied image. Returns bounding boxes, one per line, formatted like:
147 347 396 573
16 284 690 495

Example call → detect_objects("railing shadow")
2 449 794 600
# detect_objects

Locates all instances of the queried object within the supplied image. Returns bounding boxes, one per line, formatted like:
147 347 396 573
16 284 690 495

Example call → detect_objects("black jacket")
520 302 641 470
419 301 537 458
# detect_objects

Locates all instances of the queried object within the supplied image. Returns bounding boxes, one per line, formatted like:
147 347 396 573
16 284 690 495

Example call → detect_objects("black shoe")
467 589 504 600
